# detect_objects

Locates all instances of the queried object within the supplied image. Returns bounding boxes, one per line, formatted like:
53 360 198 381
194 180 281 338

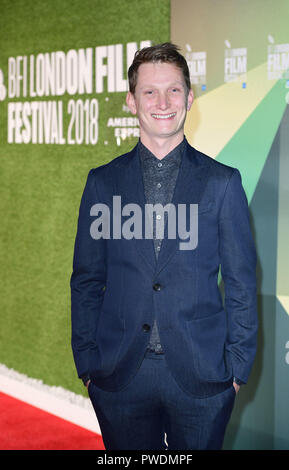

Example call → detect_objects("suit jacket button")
153 283 161 291
142 324 151 332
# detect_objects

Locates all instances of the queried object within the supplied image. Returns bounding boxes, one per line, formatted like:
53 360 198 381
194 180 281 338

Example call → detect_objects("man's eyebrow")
138 80 185 90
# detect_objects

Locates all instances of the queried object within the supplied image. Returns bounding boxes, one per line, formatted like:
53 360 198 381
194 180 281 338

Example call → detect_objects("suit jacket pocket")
186 309 232 382
90 310 125 378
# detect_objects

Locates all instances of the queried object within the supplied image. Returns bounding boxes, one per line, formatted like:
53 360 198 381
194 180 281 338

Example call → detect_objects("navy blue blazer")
71 139 258 397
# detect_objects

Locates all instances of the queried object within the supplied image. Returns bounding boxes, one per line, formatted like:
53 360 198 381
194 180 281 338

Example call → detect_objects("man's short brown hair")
128 42 191 95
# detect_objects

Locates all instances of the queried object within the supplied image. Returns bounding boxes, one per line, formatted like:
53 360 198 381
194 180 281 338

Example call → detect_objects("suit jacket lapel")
155 141 211 275
115 144 157 272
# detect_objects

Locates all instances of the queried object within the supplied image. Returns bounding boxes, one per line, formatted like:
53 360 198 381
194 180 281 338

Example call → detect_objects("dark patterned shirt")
139 139 185 353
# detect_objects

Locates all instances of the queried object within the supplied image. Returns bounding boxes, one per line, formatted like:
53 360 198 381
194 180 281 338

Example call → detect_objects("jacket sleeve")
219 169 258 384
70 169 106 379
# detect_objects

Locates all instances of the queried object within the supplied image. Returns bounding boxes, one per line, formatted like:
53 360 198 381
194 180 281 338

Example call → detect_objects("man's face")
126 62 193 145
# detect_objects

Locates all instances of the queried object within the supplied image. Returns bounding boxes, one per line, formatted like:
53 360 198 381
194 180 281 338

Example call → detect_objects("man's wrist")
233 376 244 386
81 374 90 387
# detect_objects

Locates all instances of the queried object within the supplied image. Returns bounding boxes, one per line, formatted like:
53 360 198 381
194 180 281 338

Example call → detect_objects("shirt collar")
138 138 185 167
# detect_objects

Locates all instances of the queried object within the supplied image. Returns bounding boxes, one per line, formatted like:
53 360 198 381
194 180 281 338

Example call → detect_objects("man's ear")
186 89 194 111
126 91 137 115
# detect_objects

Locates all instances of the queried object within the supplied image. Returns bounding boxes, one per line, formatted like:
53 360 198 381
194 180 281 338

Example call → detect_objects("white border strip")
0 363 101 435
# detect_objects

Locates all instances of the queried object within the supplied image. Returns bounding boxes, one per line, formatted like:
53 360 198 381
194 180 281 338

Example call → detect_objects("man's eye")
145 90 153 95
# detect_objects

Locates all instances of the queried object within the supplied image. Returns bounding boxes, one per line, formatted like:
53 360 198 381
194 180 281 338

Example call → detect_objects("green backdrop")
0 0 170 397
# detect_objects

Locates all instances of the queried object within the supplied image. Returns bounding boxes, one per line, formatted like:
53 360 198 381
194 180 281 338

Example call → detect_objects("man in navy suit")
71 43 258 450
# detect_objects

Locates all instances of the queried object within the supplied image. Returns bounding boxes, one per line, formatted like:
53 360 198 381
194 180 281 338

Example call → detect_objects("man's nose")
157 92 170 109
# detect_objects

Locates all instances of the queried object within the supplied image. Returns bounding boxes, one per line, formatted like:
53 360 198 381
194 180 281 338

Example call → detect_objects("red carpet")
0 392 105 450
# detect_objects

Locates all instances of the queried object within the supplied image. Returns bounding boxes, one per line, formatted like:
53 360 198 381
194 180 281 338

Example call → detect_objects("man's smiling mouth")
151 112 176 119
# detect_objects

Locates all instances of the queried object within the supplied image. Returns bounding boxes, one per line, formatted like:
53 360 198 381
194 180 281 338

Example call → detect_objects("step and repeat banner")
171 0 289 449
0 0 169 396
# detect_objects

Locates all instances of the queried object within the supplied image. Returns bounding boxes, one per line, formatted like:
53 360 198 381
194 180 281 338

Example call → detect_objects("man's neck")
139 134 185 159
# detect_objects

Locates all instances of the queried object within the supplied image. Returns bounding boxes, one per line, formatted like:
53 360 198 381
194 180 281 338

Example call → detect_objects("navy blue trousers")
88 352 235 450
